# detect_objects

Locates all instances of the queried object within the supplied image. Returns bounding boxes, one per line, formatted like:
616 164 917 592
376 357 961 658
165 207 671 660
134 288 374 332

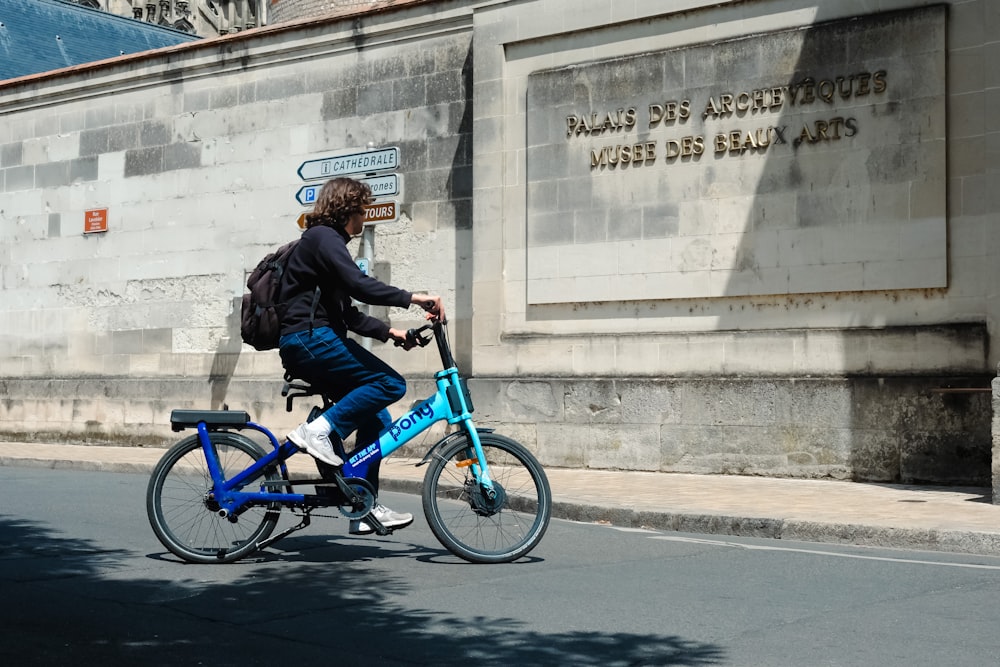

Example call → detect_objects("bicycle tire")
422 432 551 564
146 431 283 564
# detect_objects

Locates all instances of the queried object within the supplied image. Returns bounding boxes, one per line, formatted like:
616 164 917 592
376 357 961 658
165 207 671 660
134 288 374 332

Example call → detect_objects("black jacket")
279 225 412 341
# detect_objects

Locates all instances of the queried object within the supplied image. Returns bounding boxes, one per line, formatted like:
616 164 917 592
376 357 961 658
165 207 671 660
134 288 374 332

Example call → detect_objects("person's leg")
281 329 406 440
281 329 412 531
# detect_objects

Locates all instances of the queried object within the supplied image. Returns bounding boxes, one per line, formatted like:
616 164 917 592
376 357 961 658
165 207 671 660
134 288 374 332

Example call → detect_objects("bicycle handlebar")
405 324 434 348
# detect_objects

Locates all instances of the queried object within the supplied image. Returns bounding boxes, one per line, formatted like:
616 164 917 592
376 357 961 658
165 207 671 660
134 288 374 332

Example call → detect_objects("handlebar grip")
406 326 433 347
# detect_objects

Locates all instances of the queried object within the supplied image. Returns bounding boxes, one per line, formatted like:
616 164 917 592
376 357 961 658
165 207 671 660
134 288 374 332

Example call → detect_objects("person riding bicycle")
278 176 443 535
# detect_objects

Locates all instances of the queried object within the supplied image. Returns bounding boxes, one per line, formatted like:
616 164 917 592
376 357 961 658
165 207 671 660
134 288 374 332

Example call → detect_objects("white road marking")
644 533 1000 570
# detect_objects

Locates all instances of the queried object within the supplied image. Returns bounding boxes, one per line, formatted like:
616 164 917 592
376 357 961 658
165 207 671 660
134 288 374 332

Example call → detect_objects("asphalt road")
2 467 1000 666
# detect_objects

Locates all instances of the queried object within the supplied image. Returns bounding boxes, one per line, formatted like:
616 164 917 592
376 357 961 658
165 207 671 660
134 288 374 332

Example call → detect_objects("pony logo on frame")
389 402 435 442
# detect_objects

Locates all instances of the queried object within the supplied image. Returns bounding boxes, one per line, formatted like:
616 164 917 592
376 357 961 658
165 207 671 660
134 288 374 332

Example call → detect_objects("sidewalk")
2 441 1000 557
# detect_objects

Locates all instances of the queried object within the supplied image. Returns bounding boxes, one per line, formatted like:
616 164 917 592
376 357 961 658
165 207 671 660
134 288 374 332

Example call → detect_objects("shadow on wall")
716 5 990 484
208 296 244 409
845 374 992 485
450 42 475 372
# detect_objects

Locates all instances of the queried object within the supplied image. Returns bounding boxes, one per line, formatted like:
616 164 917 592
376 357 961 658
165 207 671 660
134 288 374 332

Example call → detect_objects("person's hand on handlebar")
411 294 444 322
388 327 417 350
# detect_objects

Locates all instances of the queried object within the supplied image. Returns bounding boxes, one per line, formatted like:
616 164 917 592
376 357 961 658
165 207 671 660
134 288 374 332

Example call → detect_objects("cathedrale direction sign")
297 147 400 181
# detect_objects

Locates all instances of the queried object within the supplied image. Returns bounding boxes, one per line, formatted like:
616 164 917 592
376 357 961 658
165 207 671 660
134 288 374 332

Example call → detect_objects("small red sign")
84 208 108 234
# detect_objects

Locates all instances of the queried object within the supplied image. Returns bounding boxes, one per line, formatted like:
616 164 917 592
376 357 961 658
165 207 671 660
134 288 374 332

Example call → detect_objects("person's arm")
410 293 444 321
387 294 445 349
343 302 393 341
346 294 445 344
313 227 412 309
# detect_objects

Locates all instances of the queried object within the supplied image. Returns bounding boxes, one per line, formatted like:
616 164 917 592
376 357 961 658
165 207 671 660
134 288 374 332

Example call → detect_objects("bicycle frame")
200 322 494 515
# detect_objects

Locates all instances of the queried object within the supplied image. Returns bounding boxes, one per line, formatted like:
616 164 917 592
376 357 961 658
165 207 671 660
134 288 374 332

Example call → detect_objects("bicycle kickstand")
255 510 312 551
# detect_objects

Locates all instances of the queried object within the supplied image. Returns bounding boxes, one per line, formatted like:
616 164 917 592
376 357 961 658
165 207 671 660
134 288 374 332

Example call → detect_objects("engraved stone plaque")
525 6 946 304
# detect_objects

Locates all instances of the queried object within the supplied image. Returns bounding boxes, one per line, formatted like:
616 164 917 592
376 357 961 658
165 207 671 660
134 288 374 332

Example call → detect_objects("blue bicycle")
146 319 552 564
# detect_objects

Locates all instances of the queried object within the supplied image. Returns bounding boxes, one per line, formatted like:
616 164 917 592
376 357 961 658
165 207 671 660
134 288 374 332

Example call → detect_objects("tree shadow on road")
0 516 726 666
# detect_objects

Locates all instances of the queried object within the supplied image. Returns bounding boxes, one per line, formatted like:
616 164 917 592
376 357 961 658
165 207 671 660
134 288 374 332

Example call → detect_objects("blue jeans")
279 326 406 491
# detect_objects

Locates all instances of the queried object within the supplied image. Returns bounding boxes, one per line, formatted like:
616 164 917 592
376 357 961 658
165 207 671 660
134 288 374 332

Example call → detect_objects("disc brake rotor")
468 481 507 517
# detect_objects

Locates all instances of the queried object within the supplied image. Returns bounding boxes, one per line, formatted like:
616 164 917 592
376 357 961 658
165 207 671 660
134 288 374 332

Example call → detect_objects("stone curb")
548 499 1000 557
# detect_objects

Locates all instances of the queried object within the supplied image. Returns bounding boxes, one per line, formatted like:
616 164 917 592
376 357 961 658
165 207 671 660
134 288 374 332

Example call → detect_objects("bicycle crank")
334 476 377 519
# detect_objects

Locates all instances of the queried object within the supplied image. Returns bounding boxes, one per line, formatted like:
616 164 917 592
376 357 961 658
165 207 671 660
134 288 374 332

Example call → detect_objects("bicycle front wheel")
146 432 283 564
422 432 551 564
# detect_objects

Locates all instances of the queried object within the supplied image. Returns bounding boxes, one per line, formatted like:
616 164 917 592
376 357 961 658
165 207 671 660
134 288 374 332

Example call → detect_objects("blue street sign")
295 185 320 206
296 175 401 207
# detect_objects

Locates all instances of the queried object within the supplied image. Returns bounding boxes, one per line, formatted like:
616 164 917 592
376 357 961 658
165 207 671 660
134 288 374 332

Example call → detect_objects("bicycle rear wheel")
422 432 551 564
146 432 283 564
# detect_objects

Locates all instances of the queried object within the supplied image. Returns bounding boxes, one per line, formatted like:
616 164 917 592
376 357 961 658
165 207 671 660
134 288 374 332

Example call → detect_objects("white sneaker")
287 423 344 467
350 504 414 535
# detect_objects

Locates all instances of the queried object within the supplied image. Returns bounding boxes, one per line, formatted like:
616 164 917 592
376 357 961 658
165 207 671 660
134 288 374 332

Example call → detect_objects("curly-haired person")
278 176 443 534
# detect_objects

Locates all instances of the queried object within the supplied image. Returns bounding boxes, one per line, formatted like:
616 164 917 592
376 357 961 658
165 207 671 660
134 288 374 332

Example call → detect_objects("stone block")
183 89 212 113
111 330 144 355
79 128 109 157
84 106 115 129
34 161 69 188
257 76 306 103
357 82 393 116
586 423 661 471
571 340 617 376
124 146 163 177
427 70 464 105
849 428 902 482
210 85 239 109
535 422 591 467
499 379 563 422
140 120 172 147
901 430 991 485
59 110 87 134
70 157 98 183
619 381 680 425
163 142 202 172
393 77 426 110
108 123 140 152
4 164 34 191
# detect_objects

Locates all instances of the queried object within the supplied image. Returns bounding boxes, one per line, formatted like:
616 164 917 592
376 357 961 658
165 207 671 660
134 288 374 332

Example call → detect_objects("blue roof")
0 0 200 81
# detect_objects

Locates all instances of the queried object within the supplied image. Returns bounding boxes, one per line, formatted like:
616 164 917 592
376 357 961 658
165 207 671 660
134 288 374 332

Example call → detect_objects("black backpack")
240 240 317 351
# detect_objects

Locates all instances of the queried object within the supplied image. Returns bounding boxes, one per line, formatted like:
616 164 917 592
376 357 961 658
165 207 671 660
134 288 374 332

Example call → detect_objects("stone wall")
466 0 998 484
0 2 474 437
471 374 992 485
2 0 999 487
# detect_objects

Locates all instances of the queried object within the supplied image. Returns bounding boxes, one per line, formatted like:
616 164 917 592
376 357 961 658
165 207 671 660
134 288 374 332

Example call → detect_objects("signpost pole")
359 225 376 351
